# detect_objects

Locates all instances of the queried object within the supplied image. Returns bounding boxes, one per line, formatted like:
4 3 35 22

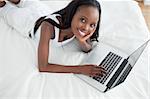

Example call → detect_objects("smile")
78 30 86 36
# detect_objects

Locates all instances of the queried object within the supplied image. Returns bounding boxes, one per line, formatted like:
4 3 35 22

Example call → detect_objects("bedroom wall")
144 0 150 5
40 0 150 5
137 0 150 31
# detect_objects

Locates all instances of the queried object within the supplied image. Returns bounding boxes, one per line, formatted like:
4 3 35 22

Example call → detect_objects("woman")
0 0 106 77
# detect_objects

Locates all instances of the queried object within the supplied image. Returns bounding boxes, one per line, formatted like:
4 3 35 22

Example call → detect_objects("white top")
34 14 75 46
33 14 77 64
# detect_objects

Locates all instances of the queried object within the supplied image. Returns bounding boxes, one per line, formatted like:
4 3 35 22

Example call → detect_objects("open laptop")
75 39 149 92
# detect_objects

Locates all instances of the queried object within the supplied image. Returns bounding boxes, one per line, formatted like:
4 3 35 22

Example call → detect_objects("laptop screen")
127 40 149 66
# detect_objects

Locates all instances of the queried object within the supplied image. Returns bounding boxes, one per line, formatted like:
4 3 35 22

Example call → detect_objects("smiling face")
71 5 99 39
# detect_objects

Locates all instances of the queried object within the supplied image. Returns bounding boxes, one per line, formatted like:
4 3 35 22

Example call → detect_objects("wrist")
76 66 83 74
68 66 83 74
79 41 92 52
73 66 83 74
57 65 81 74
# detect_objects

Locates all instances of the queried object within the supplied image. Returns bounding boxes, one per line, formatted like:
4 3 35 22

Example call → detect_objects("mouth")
78 29 86 37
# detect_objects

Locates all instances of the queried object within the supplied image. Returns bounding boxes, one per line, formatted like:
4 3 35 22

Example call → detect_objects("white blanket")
0 0 150 99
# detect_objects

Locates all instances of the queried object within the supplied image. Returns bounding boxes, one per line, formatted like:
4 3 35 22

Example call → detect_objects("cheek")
71 19 75 29
92 28 97 33
71 20 81 29
71 22 76 33
89 28 96 34
89 31 94 37
71 20 80 32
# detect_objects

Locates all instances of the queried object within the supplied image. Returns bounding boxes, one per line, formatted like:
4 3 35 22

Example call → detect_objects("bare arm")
38 21 105 77
77 33 93 52
78 39 92 52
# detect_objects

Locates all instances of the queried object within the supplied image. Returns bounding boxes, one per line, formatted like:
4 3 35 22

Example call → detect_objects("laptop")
75 39 149 92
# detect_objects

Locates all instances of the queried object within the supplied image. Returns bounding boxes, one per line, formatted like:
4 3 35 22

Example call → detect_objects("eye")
80 17 86 23
90 24 96 28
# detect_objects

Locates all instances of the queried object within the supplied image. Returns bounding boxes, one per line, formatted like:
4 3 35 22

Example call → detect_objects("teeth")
79 30 85 36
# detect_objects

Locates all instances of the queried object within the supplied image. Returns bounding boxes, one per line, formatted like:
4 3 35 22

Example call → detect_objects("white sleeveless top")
33 14 80 65
45 14 75 46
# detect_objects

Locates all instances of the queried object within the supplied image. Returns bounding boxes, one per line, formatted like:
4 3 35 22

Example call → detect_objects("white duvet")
0 0 150 99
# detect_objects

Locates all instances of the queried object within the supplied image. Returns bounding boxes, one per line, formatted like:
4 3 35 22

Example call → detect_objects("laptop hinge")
106 59 128 89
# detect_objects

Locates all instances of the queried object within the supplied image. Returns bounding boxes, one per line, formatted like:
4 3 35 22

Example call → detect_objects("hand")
79 64 106 77
76 33 93 52
77 32 93 43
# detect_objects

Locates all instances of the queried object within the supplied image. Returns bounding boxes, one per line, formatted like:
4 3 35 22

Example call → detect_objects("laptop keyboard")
93 52 122 84
115 64 132 86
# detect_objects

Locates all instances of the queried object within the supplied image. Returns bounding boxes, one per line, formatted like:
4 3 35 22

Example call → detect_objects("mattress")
0 0 150 99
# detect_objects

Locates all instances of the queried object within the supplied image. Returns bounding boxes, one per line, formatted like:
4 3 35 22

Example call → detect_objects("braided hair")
34 0 101 42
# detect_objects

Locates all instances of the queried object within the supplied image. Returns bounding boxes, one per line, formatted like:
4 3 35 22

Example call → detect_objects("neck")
62 28 74 37
59 28 74 42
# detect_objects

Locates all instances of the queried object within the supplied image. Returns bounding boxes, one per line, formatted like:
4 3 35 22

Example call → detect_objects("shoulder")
41 21 54 30
40 21 55 40
45 14 61 24
39 14 62 39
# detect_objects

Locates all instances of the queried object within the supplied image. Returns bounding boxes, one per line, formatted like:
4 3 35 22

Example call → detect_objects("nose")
82 24 89 32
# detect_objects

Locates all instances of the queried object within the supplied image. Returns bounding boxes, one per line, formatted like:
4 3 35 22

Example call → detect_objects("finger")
98 66 107 73
93 70 106 77
91 69 102 74
91 69 106 77
89 69 99 77
100 69 107 74
97 65 105 69
92 73 103 77
94 66 106 73
95 66 105 70
89 71 103 77
82 33 93 41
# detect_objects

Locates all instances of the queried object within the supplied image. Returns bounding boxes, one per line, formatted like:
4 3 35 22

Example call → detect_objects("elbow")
81 42 92 53
38 62 49 72
38 66 44 72
82 47 92 53
38 65 48 72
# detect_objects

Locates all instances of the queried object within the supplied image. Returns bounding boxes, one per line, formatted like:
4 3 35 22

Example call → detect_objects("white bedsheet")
0 0 150 99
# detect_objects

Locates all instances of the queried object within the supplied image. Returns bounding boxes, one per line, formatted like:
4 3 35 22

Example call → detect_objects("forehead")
75 5 99 22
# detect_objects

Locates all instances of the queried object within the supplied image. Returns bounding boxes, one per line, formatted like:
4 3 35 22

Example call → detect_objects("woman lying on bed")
0 0 106 77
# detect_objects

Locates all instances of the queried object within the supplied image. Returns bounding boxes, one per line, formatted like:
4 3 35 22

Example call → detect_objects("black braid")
34 16 65 35
34 16 46 35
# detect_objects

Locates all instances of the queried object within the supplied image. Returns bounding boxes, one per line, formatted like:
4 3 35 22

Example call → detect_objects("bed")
0 0 150 99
